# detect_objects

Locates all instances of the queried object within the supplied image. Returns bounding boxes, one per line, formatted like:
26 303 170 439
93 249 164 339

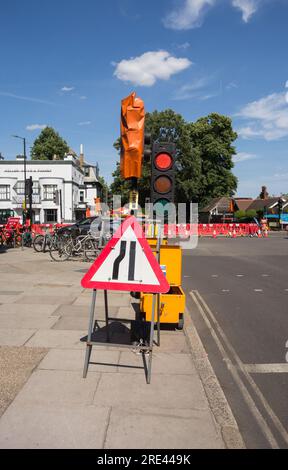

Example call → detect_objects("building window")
0 185 10 200
14 181 25 195
80 191 85 203
32 182 40 195
44 209 58 223
15 181 40 195
43 185 57 200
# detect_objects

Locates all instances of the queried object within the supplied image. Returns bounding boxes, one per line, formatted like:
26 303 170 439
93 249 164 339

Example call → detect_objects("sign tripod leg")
147 292 156 385
104 290 110 342
83 289 97 378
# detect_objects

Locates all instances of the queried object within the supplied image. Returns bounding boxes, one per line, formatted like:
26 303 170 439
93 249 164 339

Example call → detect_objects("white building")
0 148 102 224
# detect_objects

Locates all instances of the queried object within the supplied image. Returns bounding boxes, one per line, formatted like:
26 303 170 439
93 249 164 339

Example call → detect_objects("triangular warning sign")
81 216 170 293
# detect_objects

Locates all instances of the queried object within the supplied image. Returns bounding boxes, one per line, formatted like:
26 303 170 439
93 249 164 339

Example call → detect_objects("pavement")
0 246 244 449
182 235 288 449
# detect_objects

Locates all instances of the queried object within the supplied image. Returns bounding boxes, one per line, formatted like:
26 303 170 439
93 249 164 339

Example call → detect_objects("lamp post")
12 135 27 220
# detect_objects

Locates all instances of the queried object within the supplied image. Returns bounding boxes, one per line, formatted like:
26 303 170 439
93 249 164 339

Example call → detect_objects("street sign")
81 216 170 293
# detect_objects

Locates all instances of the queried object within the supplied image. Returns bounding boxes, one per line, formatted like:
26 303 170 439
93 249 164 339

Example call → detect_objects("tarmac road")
182 234 288 449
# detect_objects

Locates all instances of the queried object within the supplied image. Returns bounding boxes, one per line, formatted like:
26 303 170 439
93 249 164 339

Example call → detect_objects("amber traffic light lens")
155 153 172 170
154 176 172 194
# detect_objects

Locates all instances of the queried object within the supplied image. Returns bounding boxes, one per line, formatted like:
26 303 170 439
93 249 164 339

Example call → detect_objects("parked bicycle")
60 231 101 262
33 229 54 253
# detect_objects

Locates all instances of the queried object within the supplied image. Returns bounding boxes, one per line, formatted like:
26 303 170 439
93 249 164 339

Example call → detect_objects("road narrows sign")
81 216 170 293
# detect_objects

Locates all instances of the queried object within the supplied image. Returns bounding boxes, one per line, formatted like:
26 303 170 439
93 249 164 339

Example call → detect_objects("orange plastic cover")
120 92 145 179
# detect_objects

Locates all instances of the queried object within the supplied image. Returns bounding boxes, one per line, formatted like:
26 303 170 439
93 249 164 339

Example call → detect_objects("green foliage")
245 209 258 218
235 210 246 219
31 127 69 160
111 110 238 207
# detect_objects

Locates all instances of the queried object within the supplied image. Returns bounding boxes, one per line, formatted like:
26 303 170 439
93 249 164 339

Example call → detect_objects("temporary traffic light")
151 142 176 206
120 92 145 180
53 190 59 205
25 178 33 197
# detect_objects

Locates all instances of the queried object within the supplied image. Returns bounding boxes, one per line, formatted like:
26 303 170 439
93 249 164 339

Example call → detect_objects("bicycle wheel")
33 235 45 252
49 236 71 262
83 238 100 261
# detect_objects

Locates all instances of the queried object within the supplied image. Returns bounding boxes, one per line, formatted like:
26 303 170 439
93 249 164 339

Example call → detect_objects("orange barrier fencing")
162 223 260 238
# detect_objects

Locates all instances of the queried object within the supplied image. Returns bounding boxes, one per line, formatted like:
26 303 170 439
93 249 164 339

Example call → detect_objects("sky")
0 0 288 197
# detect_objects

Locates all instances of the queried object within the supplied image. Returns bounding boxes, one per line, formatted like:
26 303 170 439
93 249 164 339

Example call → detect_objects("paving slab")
38 348 120 373
0 314 59 330
155 333 190 353
0 304 59 316
25 329 87 349
13 370 100 406
118 351 197 375
0 295 22 304
15 295 76 305
0 329 36 347
0 346 47 417
0 403 110 449
105 407 223 449
74 295 131 307
52 304 119 318
94 373 208 410
117 306 137 320
52 316 91 331
0 291 23 296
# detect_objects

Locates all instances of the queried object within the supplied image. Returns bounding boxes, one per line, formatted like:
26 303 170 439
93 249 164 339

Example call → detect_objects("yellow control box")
140 244 185 329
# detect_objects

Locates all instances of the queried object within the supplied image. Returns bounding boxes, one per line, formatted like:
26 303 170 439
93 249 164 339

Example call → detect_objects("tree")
111 110 238 208
246 209 258 219
189 113 238 207
234 210 246 219
31 127 69 160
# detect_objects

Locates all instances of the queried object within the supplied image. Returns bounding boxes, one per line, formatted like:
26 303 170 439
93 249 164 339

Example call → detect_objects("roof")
247 197 287 210
234 198 253 211
200 197 232 213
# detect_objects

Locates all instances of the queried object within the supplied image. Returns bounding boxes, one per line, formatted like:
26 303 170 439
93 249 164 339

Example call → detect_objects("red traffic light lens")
155 153 172 170
154 176 172 194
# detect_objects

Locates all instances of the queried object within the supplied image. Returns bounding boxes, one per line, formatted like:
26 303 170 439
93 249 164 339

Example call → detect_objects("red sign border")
81 216 170 293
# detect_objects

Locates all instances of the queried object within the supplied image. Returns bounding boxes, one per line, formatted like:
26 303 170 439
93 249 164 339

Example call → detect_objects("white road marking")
262 274 270 277
190 290 288 448
236 274 244 277
212 275 219 278
222 289 230 292
254 289 263 292
245 364 288 374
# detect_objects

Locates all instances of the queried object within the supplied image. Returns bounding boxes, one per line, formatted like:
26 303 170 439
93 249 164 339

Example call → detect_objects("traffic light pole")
59 190 63 221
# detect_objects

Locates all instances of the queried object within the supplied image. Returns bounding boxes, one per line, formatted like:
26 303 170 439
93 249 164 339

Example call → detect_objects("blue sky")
0 0 288 197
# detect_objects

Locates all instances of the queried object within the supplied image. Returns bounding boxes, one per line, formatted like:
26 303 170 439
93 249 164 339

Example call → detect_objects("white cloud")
234 152 258 162
80 96 87 100
231 0 259 23
237 87 288 141
113 51 191 87
78 121 92 126
26 124 47 131
177 42 191 50
163 0 216 30
61 86 75 92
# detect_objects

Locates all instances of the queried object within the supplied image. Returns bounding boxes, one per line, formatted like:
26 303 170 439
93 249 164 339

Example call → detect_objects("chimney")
79 144 84 168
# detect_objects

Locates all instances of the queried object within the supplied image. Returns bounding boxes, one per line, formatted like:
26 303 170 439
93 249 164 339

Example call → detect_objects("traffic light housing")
278 198 283 213
25 178 33 197
53 190 59 205
151 142 176 206
120 92 145 180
